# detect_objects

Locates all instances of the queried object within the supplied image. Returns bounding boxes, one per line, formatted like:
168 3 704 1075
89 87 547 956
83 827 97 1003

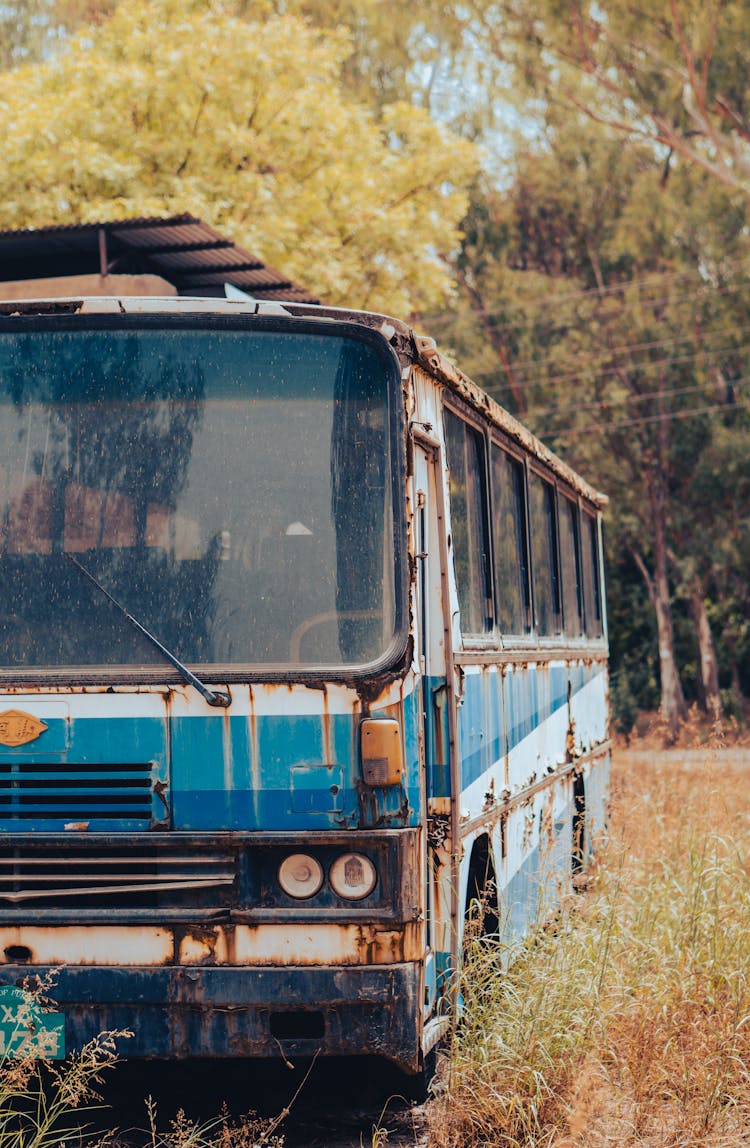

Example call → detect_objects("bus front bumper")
0 962 423 1070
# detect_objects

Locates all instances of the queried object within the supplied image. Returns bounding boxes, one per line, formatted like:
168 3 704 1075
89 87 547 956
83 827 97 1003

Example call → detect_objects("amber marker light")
360 718 404 786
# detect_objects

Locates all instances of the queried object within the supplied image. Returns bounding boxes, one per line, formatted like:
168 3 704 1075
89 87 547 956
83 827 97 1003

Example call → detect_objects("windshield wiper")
64 553 231 708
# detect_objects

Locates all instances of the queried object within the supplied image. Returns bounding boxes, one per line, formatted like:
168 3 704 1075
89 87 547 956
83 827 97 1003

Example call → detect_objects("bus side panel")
457 657 609 948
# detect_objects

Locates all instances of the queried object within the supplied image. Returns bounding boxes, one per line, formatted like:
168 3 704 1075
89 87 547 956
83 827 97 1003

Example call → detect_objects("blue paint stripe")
173 785 422 831
460 663 604 789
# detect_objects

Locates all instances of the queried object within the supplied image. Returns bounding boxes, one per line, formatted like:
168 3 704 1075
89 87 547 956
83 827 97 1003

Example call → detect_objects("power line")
429 264 750 333
442 258 742 318
528 381 721 418
547 398 749 438
499 322 750 382
491 331 750 396
521 353 748 422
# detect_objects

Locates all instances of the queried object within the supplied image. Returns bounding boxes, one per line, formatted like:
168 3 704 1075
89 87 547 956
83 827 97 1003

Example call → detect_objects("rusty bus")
0 290 609 1078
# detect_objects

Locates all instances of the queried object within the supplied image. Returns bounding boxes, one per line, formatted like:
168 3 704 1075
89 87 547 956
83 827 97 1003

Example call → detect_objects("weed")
0 1025 127 1148
140 1097 284 1148
429 747 750 1147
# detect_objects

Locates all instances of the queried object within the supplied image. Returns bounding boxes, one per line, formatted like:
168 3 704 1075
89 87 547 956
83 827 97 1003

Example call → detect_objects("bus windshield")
0 322 399 673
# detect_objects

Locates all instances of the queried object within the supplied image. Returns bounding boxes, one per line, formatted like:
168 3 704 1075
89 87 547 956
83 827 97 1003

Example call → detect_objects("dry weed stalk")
429 746 750 1147
0 1022 129 1148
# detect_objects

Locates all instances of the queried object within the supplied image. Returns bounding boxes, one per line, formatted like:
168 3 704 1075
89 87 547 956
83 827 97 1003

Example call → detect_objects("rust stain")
321 685 332 767
191 923 418 967
153 778 170 822
179 926 219 965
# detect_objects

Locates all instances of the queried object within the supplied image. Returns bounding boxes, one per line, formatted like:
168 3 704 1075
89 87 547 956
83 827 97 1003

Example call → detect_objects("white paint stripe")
0 671 419 720
460 673 608 819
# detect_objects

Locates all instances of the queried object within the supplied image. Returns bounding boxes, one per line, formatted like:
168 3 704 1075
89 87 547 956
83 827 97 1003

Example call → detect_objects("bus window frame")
443 391 607 653
557 489 585 640
527 462 562 639
0 312 411 687
488 435 532 641
442 396 495 645
581 505 605 640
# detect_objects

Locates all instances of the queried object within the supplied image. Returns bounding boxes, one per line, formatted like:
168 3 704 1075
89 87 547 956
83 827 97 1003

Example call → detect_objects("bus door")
413 441 454 1012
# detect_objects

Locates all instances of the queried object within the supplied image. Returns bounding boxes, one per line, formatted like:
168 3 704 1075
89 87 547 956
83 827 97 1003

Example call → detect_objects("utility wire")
436 258 746 317
528 381 724 418
547 398 749 438
496 322 750 381
490 332 750 396
523 366 750 418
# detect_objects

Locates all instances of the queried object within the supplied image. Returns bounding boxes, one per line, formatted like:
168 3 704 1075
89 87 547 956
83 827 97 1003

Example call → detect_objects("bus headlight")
329 853 377 900
278 854 324 899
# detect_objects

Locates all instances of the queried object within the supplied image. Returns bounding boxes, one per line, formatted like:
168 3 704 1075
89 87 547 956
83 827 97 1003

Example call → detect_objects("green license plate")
0 986 65 1059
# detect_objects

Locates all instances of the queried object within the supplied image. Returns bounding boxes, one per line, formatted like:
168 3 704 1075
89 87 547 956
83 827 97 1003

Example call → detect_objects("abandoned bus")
0 291 609 1073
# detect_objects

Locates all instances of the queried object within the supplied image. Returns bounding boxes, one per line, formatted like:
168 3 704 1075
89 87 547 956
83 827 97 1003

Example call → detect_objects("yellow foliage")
0 0 478 314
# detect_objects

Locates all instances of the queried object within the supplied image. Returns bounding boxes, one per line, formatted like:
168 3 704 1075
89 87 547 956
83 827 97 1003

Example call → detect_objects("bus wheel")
406 1036 447 1101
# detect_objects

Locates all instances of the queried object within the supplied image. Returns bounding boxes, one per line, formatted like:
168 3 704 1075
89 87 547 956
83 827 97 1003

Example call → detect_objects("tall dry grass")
429 744 750 1147
0 1023 285 1148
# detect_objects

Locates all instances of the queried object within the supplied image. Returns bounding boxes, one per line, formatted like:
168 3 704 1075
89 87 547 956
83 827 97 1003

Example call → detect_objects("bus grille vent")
0 762 154 824
0 847 235 904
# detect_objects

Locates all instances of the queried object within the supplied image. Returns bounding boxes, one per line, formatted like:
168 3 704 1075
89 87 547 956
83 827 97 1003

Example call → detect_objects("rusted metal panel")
0 921 421 968
0 926 173 966
0 962 423 1068
180 922 422 966
0 217 319 302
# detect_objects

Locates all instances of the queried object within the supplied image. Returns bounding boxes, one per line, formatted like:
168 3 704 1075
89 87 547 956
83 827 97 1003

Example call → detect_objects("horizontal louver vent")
0 847 235 904
0 762 153 823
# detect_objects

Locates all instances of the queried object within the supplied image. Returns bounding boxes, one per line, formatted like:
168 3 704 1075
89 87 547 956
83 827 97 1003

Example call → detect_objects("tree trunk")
725 631 745 716
653 560 688 743
689 580 722 722
632 468 688 743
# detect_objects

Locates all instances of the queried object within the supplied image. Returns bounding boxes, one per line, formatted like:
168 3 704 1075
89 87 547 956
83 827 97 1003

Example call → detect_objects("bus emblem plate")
0 710 49 747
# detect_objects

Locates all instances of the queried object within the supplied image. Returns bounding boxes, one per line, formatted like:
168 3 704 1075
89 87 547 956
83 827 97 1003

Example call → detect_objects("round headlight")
329 853 377 900
278 853 324 899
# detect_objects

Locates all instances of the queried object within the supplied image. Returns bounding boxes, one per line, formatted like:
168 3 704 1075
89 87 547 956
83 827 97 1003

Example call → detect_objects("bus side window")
491 444 530 634
559 495 583 638
582 512 603 638
528 471 561 635
444 408 493 635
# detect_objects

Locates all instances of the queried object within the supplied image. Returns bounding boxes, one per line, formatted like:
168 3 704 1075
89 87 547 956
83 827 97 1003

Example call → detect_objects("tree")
0 0 478 316
428 121 750 740
0 0 116 70
676 423 750 717
473 0 750 195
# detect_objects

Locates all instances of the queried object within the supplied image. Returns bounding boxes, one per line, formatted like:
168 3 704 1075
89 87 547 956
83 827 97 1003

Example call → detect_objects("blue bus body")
0 295 609 1072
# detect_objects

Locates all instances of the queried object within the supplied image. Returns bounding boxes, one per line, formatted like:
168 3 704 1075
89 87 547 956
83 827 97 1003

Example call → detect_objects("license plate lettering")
0 987 65 1059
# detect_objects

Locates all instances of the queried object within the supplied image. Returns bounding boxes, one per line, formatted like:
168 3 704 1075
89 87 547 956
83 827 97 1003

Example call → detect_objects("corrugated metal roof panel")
0 215 319 303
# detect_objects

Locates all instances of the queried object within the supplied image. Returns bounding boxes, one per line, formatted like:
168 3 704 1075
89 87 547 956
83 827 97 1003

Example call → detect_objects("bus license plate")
0 986 65 1059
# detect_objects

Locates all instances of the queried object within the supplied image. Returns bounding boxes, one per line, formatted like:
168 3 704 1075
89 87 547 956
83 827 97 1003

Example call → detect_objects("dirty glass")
491 444 530 635
582 511 603 639
558 496 583 638
0 325 397 670
528 472 561 635
444 410 492 635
